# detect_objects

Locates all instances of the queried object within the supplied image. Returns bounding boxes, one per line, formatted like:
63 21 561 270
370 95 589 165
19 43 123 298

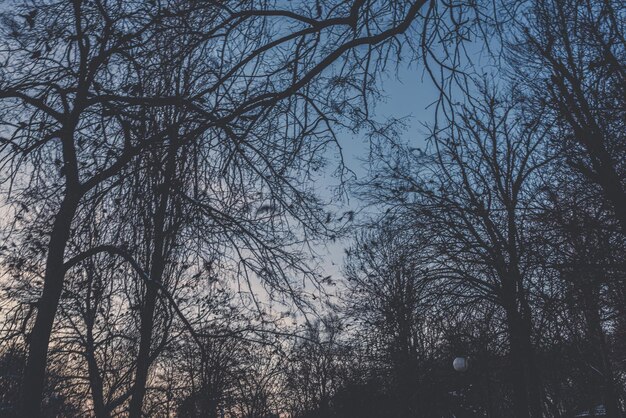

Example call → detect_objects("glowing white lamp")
453 356 469 372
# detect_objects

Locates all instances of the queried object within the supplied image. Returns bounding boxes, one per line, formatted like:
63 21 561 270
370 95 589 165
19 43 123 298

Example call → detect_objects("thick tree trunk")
506 311 532 418
581 287 623 418
19 191 80 418
394 331 417 418
85 332 109 418
519 298 543 418
504 300 542 418
128 283 161 418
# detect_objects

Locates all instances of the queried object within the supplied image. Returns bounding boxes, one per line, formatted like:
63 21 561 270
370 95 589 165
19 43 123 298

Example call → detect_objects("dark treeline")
0 0 624 417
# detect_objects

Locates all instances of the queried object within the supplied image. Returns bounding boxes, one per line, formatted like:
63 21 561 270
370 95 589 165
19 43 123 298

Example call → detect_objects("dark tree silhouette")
1 0 432 415
361 87 553 417
508 0 626 233
0 0 624 417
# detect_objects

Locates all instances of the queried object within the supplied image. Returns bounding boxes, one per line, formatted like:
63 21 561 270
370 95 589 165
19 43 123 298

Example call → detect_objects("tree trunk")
19 191 80 418
80 263 110 418
127 210 168 418
128 143 176 418
584 136 626 235
506 312 531 418
85 329 109 418
519 297 543 418
128 283 161 418
581 286 623 418
504 300 542 418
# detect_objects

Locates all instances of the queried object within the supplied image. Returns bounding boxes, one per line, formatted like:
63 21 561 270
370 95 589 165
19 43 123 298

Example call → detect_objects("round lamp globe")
453 356 469 372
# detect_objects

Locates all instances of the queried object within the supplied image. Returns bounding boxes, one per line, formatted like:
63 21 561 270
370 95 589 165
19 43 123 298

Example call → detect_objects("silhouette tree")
508 0 626 233
361 87 553 417
1 0 432 415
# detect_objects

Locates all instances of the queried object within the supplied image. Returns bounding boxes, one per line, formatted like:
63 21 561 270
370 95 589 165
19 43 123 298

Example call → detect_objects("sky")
338 64 440 179
314 62 441 283
0 4 468 318
314 36 495 283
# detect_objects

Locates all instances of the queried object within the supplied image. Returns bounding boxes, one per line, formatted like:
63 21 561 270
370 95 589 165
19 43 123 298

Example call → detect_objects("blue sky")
337 63 440 180
314 62 441 283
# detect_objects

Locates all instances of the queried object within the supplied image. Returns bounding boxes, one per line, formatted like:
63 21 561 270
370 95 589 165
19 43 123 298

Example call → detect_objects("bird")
20 10 37 29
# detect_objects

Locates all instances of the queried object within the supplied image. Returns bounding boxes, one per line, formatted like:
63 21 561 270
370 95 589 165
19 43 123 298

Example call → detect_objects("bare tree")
507 0 626 233
536 164 626 417
0 1 197 414
282 315 348 418
1 0 433 415
10 0 624 417
343 223 435 417
361 86 553 417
